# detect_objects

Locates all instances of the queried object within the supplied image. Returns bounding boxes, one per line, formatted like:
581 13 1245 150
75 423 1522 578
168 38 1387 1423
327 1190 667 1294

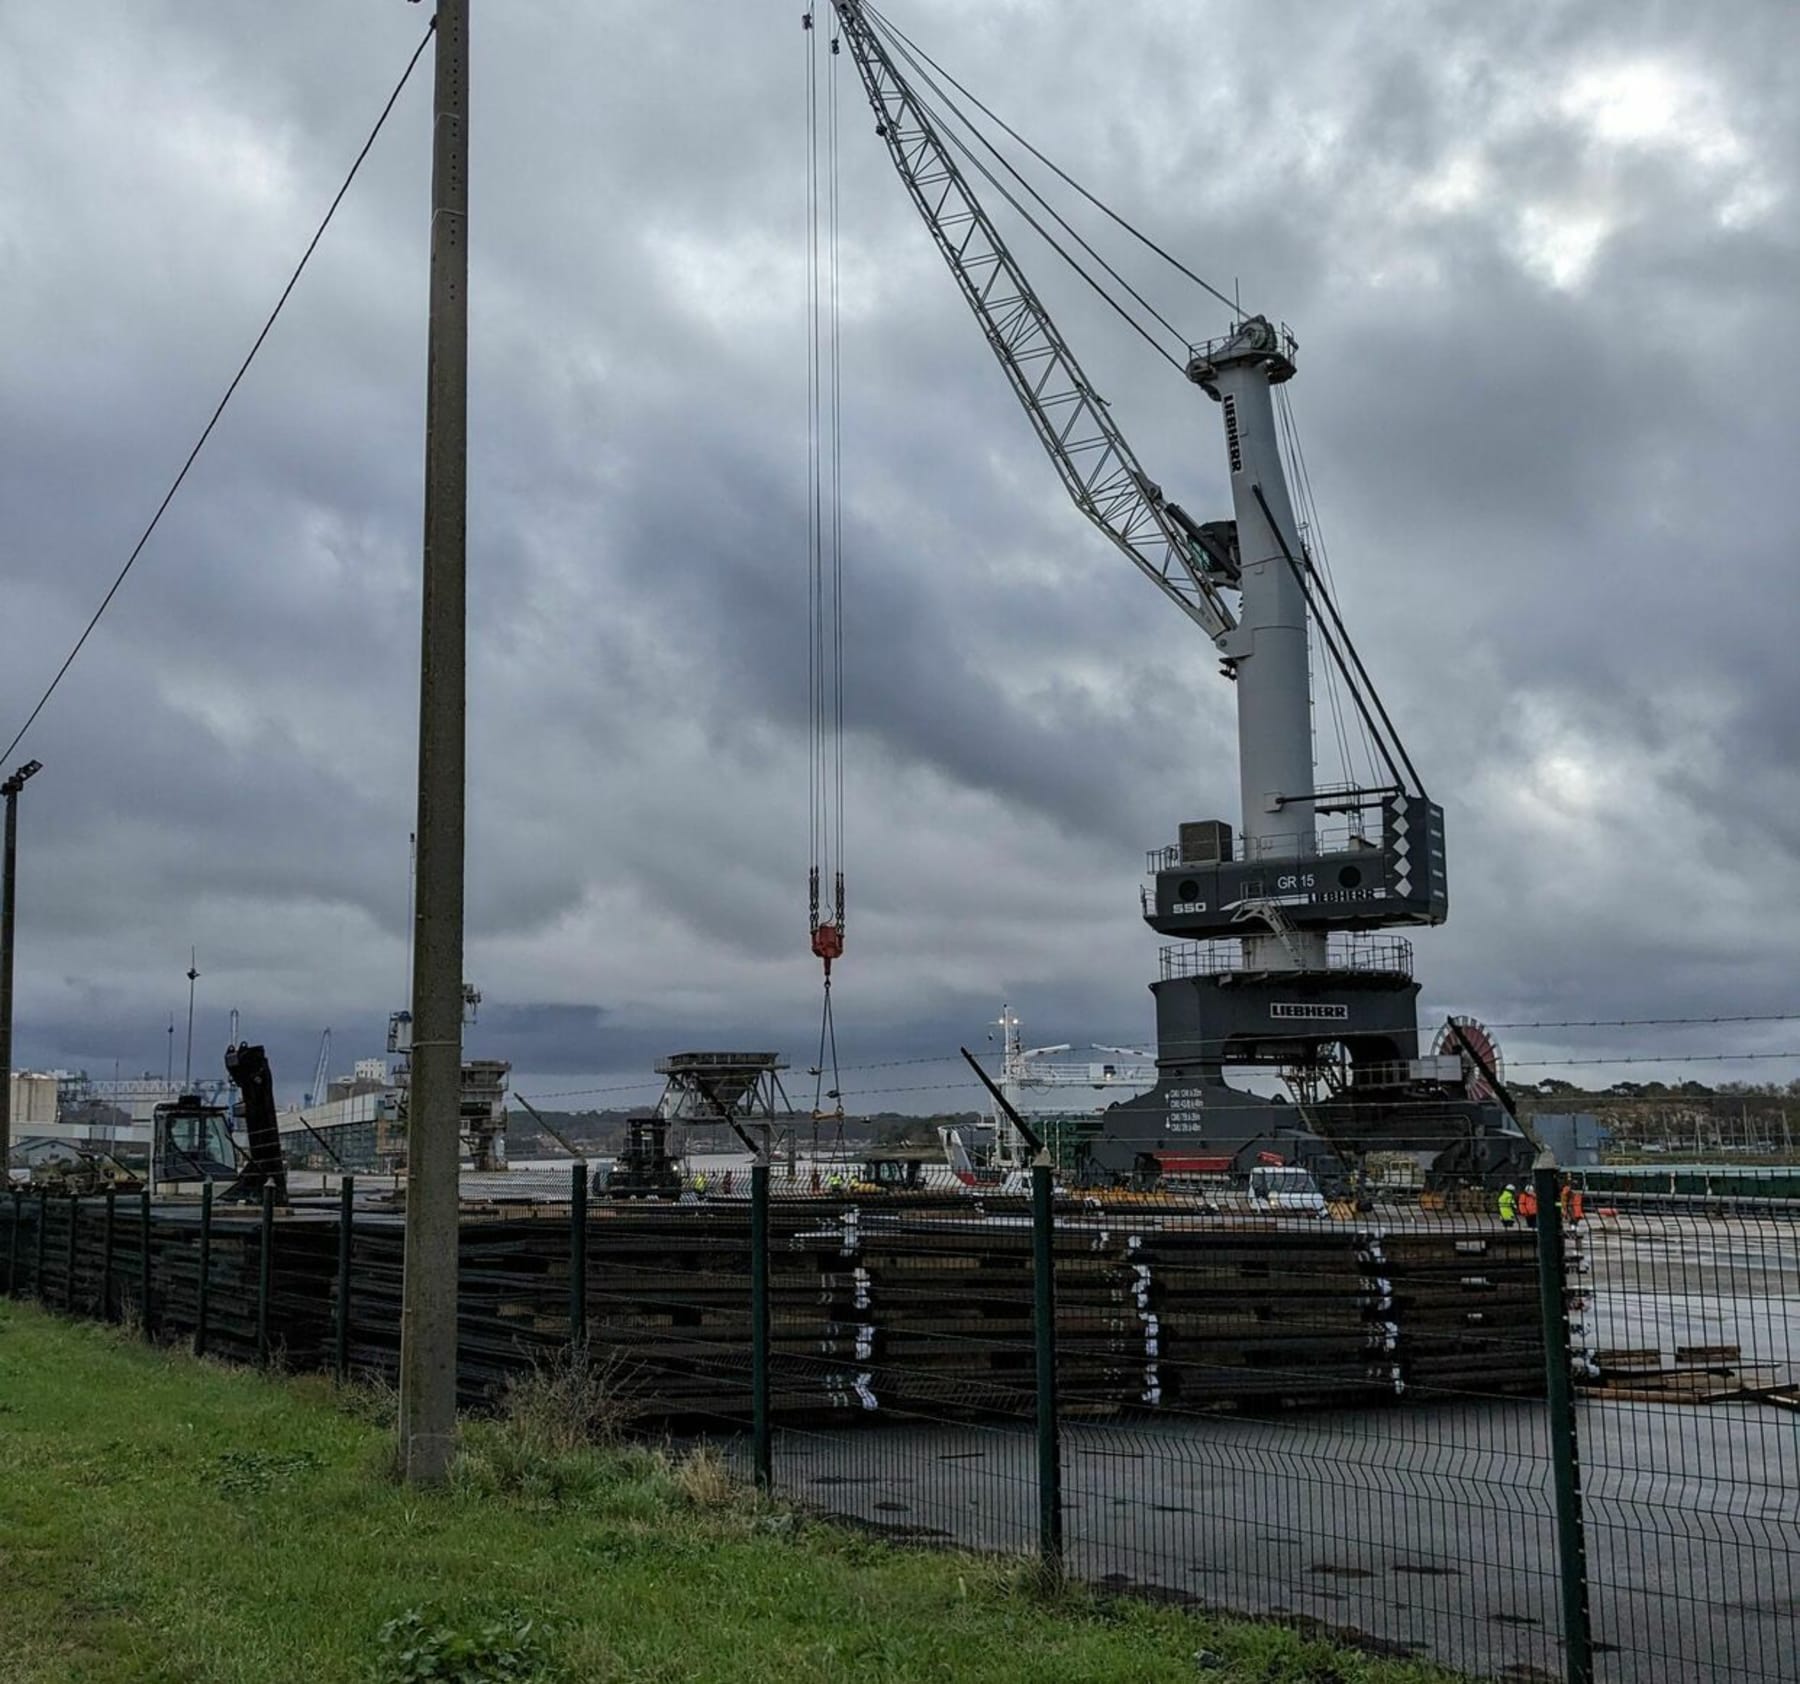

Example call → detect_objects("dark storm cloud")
2 0 1796 1105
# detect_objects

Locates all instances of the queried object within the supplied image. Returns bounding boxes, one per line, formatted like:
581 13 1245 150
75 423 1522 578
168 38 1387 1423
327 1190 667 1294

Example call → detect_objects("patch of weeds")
499 1340 638 1454
373 1608 557 1683
1228 1630 1371 1683
72 1436 176 1490
331 1372 400 1429
211 1448 321 1497
451 1423 610 1507
671 1443 737 1508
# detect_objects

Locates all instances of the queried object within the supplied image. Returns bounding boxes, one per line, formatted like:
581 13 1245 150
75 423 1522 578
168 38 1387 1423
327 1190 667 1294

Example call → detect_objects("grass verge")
0 1300 1459 1683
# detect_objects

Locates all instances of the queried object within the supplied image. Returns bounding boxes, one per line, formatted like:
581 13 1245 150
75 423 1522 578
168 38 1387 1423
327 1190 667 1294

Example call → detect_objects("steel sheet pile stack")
758 1207 1551 1421
791 1207 1140 1421
0 1195 1547 1421
325 1204 887 1419
1122 1223 1401 1413
587 1202 884 1420
145 1209 341 1365
1366 1225 1548 1399
156 1211 269 1362
336 1212 574 1405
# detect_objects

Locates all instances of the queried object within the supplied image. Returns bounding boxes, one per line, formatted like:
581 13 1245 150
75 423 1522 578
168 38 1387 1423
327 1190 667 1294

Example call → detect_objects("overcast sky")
1 0 1795 1112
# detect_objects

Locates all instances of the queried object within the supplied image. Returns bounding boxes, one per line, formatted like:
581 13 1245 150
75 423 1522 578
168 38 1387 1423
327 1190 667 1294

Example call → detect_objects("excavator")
149 1041 288 1200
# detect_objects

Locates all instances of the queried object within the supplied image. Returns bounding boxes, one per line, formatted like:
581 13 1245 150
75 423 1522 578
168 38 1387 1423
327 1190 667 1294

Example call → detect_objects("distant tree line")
1519 1079 1799 1159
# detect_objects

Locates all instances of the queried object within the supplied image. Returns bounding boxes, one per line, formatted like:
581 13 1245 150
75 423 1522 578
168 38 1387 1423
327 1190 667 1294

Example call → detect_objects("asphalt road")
772 1399 1799 1683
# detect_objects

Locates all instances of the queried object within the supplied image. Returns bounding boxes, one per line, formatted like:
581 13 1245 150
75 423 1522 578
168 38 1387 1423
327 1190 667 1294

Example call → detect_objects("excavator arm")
829 1 1236 644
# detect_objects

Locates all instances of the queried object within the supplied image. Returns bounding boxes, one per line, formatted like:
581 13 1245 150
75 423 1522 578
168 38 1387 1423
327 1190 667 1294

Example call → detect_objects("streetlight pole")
0 759 44 1180
183 949 200 1090
399 0 469 1486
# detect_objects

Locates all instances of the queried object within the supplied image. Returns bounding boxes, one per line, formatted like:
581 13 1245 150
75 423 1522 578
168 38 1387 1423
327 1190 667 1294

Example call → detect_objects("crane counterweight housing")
831 0 1530 1189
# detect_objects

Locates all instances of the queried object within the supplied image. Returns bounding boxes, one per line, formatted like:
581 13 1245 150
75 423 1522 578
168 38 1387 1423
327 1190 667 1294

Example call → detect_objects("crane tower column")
1190 321 1321 969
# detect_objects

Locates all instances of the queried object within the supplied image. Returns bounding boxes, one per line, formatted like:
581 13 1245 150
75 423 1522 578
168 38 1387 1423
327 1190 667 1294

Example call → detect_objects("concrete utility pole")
399 0 470 1486
0 759 43 1179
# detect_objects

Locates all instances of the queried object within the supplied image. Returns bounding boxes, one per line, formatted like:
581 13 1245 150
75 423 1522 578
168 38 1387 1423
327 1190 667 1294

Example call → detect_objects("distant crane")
305 1028 331 1109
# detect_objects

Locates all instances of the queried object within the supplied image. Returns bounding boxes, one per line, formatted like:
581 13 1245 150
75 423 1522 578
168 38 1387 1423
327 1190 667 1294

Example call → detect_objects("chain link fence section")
1577 1191 1799 1681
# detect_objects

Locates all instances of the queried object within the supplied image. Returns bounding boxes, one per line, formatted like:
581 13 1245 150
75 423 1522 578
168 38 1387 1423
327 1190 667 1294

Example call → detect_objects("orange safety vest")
1518 1187 1539 1219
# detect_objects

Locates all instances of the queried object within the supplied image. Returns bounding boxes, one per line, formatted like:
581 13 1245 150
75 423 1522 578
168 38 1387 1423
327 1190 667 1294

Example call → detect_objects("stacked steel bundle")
789 1208 1149 1421
1365 1226 1548 1399
1126 1223 1401 1411
0 1193 1548 1422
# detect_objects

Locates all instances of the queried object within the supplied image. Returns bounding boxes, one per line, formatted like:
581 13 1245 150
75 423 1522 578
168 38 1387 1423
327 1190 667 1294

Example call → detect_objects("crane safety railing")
1146 824 1390 877
1187 320 1300 375
1158 933 1414 982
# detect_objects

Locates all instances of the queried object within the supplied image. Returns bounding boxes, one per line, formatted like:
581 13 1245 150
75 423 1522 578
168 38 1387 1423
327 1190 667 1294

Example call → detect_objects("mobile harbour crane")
824 1 1533 1190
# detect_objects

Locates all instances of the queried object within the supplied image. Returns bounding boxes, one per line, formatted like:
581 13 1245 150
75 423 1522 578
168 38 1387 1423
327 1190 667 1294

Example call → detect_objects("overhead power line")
519 1012 1800 1101
1484 1012 1800 1031
0 22 436 768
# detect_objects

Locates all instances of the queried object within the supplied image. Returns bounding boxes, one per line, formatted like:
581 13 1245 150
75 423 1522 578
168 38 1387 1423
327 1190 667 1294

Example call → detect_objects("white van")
1246 1163 1328 1216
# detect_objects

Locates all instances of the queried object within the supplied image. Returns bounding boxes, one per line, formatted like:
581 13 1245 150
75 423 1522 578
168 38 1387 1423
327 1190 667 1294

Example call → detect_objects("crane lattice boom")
830 1 1235 644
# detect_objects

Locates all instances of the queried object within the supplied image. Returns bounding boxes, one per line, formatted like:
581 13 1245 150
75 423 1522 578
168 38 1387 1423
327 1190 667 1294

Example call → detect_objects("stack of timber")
1582 1342 1788 1404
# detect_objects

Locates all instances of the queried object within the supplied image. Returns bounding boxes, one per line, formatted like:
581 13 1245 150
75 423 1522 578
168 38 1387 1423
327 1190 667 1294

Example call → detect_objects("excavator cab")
855 1155 928 1193
151 1095 237 1189
149 1042 289 1202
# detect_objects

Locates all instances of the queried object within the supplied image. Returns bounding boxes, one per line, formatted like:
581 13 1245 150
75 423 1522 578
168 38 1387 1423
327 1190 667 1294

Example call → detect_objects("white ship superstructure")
987 1006 1154 1169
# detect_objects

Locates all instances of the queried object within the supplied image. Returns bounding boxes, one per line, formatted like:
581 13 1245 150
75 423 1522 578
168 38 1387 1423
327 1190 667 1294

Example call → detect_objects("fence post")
1031 1161 1064 1580
194 1180 214 1357
140 1187 153 1339
102 1187 117 1321
1535 1162 1593 1684
64 1193 80 1313
257 1182 275 1366
751 1161 772 1490
7 1187 20 1296
569 1161 588 1348
335 1176 355 1384
34 1188 48 1300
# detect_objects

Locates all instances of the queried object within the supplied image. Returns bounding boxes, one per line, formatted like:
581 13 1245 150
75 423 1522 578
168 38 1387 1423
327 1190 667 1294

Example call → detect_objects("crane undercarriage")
1088 954 1533 1194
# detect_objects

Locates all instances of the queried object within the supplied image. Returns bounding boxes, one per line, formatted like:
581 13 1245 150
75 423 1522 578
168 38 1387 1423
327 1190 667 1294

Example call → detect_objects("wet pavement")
773 1396 1799 1682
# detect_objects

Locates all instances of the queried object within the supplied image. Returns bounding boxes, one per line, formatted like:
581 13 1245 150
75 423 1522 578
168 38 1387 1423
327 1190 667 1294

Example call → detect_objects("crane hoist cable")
872 29 1186 372
1274 389 1358 796
1275 386 1383 804
864 9 1194 363
860 1 1242 318
804 8 847 1119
